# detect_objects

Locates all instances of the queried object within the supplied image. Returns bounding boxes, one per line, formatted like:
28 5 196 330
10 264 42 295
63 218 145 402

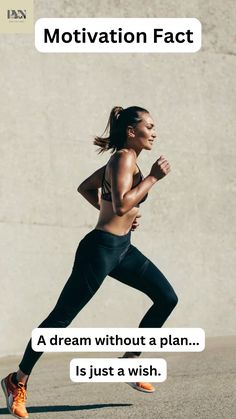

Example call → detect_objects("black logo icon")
7 10 27 20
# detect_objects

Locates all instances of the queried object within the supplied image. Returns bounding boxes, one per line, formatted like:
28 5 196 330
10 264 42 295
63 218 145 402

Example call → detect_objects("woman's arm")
111 151 170 216
77 165 106 210
110 151 157 215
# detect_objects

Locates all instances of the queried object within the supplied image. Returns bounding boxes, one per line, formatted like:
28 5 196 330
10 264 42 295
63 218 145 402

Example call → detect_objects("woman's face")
129 112 157 151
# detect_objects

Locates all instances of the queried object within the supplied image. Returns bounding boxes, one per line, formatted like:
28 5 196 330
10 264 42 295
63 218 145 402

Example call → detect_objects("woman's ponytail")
93 106 123 154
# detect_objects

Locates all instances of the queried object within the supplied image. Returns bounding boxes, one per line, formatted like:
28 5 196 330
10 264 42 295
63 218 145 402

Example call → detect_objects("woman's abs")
95 199 139 236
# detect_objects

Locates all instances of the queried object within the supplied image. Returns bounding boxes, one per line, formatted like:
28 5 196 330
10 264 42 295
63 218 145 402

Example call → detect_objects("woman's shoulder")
106 149 136 177
111 148 136 165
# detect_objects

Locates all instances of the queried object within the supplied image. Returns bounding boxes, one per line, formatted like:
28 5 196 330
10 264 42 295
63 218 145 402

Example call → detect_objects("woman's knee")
154 288 178 312
165 289 178 310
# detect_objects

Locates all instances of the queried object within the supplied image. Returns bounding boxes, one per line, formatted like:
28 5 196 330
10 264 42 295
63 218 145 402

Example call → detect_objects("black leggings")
19 229 178 375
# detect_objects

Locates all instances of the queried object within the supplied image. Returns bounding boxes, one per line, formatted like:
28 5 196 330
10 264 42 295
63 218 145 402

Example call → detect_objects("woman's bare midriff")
95 200 139 236
94 150 140 236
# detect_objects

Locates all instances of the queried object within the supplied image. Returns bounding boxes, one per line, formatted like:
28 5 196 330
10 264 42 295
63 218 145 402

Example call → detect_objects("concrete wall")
0 0 235 356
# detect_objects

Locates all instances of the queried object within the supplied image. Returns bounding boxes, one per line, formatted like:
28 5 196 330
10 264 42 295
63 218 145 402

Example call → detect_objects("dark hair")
94 105 149 154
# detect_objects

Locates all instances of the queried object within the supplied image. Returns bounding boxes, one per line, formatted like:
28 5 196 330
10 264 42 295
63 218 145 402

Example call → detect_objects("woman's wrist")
147 174 158 184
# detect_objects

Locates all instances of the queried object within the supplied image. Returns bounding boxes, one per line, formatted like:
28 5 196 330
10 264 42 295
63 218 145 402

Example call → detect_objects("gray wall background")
0 0 235 356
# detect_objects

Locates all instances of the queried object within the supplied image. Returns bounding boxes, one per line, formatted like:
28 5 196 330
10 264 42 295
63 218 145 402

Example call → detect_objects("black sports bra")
101 164 148 208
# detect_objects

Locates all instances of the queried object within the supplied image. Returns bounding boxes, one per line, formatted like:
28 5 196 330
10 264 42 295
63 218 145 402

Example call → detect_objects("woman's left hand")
131 213 142 231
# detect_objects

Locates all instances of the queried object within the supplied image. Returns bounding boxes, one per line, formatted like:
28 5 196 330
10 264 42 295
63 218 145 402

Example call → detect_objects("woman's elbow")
114 208 124 216
113 203 127 216
113 197 132 216
77 184 85 194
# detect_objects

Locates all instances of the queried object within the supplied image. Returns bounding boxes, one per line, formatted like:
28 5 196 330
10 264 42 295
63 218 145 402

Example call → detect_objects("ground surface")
0 336 235 419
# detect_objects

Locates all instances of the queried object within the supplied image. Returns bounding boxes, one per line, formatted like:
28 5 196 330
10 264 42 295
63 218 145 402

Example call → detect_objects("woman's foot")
126 381 155 393
119 354 155 393
1 373 28 418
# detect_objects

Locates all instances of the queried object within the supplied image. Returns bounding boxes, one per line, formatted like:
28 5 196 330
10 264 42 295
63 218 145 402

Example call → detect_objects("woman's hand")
131 213 142 231
149 155 171 181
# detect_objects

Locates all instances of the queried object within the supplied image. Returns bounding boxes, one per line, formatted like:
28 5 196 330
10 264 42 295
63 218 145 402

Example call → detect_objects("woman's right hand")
149 155 171 180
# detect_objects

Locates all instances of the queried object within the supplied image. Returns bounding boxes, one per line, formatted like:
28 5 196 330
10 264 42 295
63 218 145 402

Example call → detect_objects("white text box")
35 18 201 53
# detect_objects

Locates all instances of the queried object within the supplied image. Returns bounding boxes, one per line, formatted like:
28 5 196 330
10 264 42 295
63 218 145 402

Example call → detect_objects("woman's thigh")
109 244 176 302
55 232 130 311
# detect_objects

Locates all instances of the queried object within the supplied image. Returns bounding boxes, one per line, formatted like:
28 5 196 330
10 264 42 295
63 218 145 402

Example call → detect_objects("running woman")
1 106 178 419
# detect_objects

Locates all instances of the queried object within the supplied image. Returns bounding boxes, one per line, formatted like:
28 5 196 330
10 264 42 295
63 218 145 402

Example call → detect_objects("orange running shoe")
126 381 155 393
1 373 28 419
